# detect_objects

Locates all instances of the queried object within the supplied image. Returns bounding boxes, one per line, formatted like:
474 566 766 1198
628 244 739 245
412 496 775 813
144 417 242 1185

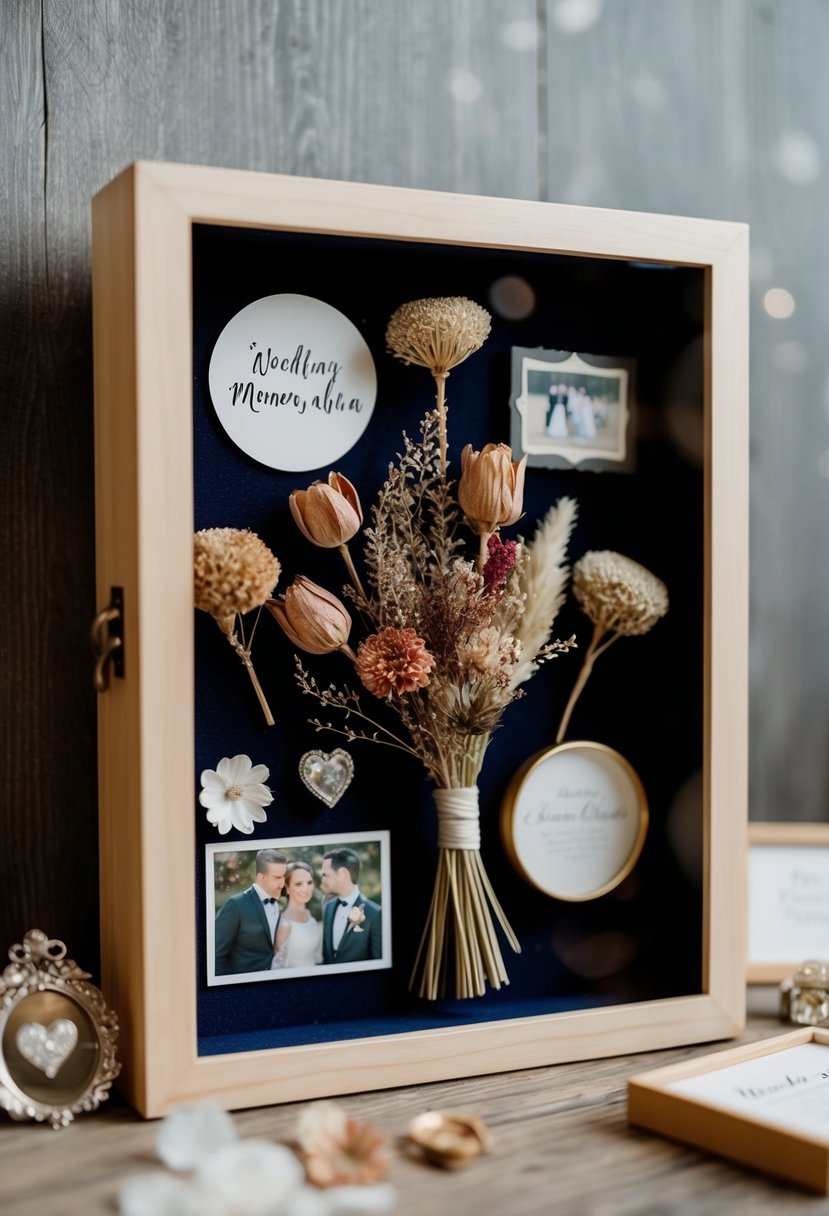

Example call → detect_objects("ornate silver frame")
0 930 120 1128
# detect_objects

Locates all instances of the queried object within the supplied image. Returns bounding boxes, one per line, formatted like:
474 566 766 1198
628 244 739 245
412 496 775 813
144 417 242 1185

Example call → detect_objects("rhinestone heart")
299 749 354 808
16 1018 78 1079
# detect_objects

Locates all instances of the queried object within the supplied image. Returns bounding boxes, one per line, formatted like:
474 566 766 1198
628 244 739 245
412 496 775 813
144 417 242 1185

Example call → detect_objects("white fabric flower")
119 1172 195 1216
156 1102 237 1171
195 1140 306 1215
199 755 273 835
328 1185 397 1214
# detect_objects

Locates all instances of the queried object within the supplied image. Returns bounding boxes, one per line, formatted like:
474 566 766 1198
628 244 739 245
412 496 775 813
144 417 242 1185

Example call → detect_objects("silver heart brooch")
16 1018 78 1079
299 749 354 808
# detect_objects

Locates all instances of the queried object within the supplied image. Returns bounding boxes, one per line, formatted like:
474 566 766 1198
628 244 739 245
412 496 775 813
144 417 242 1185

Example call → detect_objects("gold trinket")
780 960 829 1026
408 1110 492 1169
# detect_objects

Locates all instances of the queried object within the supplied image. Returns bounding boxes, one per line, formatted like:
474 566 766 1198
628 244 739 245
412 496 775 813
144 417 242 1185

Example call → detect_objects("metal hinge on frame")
91 587 124 692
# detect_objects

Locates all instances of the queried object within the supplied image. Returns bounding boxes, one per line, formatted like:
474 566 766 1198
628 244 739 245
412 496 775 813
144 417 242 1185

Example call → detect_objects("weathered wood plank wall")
1 0 826 967
545 0 829 827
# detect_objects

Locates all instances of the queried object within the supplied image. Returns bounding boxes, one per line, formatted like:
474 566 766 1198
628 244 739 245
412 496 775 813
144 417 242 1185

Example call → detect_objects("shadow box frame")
747 823 829 984
92 161 748 1117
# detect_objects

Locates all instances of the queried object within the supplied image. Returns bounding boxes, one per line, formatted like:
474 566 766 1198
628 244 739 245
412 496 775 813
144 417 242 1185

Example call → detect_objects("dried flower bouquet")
273 298 576 1000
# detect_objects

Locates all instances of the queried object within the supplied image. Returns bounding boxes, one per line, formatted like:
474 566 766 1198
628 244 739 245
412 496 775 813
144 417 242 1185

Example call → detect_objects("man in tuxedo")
320 847 382 965
214 848 287 976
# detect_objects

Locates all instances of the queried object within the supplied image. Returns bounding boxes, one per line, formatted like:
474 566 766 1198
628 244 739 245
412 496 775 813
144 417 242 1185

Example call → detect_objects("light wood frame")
748 823 829 984
629 1028 829 1192
92 161 749 1117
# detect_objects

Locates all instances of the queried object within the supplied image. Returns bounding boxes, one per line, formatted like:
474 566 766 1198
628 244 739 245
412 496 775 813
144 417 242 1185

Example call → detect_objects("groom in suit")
320 848 382 965
214 848 287 975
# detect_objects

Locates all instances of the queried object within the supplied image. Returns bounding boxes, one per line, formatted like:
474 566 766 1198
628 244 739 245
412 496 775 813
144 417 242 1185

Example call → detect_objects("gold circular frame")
500 740 649 902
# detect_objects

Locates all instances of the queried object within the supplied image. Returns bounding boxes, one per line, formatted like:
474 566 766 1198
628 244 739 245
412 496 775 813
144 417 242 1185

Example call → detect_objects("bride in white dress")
546 382 569 439
272 861 323 969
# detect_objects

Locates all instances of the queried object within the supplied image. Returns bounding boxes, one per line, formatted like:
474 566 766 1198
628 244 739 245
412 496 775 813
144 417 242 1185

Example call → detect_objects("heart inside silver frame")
299 749 354 808
16 1018 78 1079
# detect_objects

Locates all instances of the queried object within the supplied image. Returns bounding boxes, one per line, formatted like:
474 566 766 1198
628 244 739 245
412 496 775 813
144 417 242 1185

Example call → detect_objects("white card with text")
669 1042 829 1141
208 293 377 472
749 845 829 963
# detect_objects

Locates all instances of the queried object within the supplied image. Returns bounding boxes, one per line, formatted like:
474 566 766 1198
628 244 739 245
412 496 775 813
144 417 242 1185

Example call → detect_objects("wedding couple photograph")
510 349 635 472
206 831 390 985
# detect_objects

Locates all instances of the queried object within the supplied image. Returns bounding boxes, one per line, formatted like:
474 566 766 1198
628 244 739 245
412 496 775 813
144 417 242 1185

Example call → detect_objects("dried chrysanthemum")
296 1101 389 1189
385 296 491 375
557 550 669 743
573 550 668 636
355 627 435 698
194 528 281 629
458 627 519 686
193 527 281 726
386 296 491 472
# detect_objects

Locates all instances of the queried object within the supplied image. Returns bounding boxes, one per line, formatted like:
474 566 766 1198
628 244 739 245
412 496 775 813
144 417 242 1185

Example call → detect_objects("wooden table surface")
4 996 828 1216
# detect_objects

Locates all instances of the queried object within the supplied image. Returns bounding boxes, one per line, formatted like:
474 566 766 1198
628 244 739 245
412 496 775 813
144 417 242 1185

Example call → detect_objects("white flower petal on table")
297 1101 348 1151
118 1172 193 1216
329 1184 398 1214
156 1102 237 1171
245 764 270 785
291 1186 336 1216
196 1140 304 1215
178 1186 230 1216
243 782 274 806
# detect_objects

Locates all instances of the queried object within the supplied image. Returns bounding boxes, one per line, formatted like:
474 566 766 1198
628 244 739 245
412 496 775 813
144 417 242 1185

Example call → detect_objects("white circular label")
506 744 647 900
208 294 377 472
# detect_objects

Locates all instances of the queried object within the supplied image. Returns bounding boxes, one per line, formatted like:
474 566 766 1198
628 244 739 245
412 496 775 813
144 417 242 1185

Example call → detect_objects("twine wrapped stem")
410 786 520 1000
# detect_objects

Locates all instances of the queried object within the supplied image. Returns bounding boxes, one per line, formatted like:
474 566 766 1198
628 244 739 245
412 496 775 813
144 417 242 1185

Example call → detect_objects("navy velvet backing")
192 223 705 1056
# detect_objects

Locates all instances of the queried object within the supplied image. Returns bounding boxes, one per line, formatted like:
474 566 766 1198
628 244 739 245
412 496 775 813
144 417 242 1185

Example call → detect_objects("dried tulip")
457 442 527 562
289 472 368 604
289 473 362 548
268 576 355 658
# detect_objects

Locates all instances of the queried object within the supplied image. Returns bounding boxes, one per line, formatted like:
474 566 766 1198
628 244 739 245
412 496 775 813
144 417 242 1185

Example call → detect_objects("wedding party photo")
206 831 391 985
510 349 636 472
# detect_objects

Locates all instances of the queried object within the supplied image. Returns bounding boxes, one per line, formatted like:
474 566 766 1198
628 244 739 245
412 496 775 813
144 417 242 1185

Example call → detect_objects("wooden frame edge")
93 164 147 1114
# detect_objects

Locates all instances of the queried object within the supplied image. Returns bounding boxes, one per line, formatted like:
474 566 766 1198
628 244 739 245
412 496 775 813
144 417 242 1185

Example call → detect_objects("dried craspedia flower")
385 297 491 375
573 550 669 636
194 528 281 626
355 627 435 698
297 1101 389 1188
